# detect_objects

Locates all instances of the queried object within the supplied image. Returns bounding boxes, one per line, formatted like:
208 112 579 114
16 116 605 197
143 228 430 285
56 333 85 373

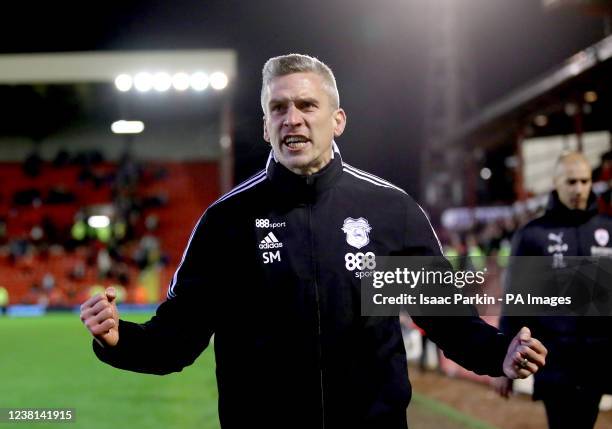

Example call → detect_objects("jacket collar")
545 190 598 223
266 142 343 203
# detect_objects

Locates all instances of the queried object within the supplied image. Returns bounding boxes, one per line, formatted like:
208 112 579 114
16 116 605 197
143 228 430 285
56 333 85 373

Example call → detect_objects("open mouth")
283 135 310 150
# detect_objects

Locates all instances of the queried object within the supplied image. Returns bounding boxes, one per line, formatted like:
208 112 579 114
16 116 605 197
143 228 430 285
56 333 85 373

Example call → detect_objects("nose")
283 104 303 127
572 183 589 200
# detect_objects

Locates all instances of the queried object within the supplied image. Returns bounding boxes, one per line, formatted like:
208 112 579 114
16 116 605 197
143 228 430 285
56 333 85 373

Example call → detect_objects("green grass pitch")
0 313 489 429
0 313 220 429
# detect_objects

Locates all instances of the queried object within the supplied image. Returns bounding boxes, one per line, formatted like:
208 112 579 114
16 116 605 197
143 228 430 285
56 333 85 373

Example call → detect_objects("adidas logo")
259 232 284 249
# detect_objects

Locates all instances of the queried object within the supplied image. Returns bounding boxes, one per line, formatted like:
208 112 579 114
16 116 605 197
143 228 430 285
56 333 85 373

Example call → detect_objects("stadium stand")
0 152 219 306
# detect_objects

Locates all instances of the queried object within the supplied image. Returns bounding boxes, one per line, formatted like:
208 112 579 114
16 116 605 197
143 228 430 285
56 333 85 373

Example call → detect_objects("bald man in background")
494 152 612 429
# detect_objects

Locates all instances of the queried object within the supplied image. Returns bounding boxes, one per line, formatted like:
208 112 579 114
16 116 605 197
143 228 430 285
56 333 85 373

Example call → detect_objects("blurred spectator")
466 233 486 271
593 150 612 182
443 232 466 270
9 238 30 262
41 272 55 292
97 248 112 279
72 149 104 166
116 152 141 187
501 216 517 241
0 286 8 314
113 218 128 242
13 188 41 206
41 216 60 244
142 193 168 209
144 214 159 231
30 224 44 243
52 149 70 168
23 152 42 177
94 222 112 244
496 238 512 269
112 261 130 285
0 217 7 244
70 216 88 243
134 234 161 270
46 186 76 204
69 261 86 281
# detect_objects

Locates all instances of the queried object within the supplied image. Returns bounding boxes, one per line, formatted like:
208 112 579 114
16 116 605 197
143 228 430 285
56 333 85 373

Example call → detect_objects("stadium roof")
0 50 237 84
447 34 612 149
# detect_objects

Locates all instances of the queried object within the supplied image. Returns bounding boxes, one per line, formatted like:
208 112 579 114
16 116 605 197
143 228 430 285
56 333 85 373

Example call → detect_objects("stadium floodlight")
564 103 578 116
111 120 145 134
172 72 190 91
210 71 228 90
220 135 231 149
534 115 548 127
480 167 492 180
134 72 154 92
88 215 110 229
115 74 133 92
584 91 597 103
190 72 209 91
153 72 172 92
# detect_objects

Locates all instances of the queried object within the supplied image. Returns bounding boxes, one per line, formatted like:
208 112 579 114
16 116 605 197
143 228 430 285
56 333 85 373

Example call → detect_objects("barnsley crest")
595 228 609 247
342 217 372 249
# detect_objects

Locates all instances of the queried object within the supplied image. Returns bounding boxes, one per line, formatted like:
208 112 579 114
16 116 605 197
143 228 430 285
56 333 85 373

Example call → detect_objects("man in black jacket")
81 54 546 429
495 152 612 429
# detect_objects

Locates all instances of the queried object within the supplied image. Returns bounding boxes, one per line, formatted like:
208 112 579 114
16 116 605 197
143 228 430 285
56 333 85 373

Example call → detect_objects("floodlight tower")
422 0 479 211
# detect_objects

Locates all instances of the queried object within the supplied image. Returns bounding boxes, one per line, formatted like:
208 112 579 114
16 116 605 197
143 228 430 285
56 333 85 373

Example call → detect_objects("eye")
299 101 317 111
567 179 590 185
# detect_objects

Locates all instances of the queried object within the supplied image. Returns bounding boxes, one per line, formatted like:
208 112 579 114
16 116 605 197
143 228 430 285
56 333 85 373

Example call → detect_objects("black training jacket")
501 191 612 397
94 149 510 429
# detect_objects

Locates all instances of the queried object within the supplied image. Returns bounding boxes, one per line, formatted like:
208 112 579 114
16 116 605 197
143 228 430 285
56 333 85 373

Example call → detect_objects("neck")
289 159 331 176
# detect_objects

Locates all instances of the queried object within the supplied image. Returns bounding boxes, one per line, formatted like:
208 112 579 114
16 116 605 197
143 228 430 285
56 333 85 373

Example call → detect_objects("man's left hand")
502 326 547 379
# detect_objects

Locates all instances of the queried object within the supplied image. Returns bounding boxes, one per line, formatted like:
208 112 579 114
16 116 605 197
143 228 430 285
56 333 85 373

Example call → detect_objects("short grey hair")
261 53 340 112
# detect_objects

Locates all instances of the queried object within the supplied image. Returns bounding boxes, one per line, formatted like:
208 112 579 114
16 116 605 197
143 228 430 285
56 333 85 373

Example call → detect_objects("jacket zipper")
308 203 325 429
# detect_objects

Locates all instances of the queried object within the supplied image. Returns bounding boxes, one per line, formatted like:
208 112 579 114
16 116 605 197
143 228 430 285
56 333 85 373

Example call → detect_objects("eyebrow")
268 96 319 106
296 97 318 105
268 97 286 105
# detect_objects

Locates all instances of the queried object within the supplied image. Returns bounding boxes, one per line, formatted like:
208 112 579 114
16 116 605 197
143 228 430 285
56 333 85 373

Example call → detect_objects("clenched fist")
80 287 119 347
503 326 547 379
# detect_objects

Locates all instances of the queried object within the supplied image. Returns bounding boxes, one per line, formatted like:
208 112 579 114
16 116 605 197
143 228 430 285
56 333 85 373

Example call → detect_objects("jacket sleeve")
92 209 220 375
403 197 511 376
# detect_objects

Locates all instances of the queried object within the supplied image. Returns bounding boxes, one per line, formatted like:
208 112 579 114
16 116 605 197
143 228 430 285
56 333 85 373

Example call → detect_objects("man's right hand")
80 287 119 347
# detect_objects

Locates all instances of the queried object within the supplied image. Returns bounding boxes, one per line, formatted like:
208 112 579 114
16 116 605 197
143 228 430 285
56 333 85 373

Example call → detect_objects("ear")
263 115 270 143
333 108 347 138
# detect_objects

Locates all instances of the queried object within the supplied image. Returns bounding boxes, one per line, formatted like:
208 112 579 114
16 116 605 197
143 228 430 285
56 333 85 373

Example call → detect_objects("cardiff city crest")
342 217 372 249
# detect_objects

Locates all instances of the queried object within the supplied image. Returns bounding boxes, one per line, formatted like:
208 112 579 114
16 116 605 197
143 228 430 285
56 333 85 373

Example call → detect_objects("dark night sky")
0 0 606 197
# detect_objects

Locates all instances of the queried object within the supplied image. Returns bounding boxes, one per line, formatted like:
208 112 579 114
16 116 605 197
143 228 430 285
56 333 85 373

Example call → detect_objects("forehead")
558 160 591 179
265 72 327 103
